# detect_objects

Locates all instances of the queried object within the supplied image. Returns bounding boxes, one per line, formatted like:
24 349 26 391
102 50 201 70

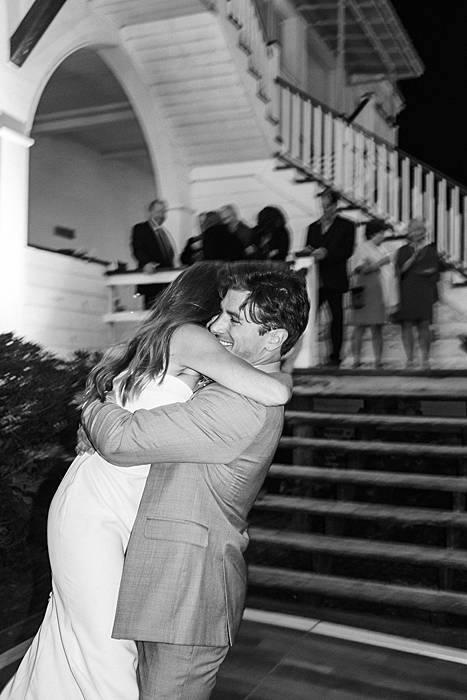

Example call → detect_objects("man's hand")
143 262 160 273
76 424 95 456
312 247 327 261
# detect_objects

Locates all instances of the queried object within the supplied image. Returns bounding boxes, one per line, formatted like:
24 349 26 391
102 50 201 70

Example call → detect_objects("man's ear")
266 328 288 350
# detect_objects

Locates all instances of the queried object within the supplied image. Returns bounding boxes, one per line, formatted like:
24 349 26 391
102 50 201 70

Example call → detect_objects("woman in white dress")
2 262 292 700
349 220 398 368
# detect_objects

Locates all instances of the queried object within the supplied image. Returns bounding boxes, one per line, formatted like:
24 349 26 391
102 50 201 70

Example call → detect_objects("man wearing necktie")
131 199 176 308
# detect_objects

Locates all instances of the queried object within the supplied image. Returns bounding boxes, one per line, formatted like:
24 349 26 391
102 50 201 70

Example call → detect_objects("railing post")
401 157 411 223
437 179 448 253
291 257 319 368
267 43 280 123
451 186 461 262
425 171 435 242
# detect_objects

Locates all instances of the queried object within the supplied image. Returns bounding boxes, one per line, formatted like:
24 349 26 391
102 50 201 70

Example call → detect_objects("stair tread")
249 527 467 567
248 565 467 613
292 376 467 400
279 435 467 456
285 410 467 429
268 464 467 492
254 494 467 525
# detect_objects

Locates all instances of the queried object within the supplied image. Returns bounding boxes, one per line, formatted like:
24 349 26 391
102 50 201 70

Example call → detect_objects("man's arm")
131 224 153 268
82 385 267 467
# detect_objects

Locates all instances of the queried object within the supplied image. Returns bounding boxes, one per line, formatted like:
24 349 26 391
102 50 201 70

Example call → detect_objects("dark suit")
131 221 175 308
203 224 245 261
306 215 355 364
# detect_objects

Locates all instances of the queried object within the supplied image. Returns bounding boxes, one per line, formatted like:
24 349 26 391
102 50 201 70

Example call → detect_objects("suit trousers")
319 287 345 363
136 641 229 700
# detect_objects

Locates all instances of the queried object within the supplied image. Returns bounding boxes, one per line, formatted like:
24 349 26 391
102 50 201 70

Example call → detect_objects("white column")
0 124 34 333
291 257 319 368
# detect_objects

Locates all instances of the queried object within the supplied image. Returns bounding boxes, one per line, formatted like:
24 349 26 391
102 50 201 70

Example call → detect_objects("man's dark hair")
219 261 310 355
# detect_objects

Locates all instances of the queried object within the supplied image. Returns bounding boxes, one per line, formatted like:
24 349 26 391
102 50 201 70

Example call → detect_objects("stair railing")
276 77 467 268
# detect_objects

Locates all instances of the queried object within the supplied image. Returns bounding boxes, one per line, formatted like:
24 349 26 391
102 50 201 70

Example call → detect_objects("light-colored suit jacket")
84 383 283 646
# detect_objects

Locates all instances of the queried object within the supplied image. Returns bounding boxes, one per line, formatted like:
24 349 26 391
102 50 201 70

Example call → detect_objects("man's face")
321 194 337 217
220 206 238 231
209 289 273 364
149 202 167 226
408 224 426 245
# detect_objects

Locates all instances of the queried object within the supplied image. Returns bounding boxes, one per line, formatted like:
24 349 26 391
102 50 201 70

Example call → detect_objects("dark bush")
0 333 100 569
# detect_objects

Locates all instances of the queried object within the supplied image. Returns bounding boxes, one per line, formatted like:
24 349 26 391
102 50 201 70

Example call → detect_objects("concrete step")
248 565 467 616
254 494 467 527
249 527 467 569
267 463 467 493
285 409 467 432
279 435 467 459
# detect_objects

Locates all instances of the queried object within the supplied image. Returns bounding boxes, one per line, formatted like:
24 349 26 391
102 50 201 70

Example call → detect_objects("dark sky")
390 0 467 185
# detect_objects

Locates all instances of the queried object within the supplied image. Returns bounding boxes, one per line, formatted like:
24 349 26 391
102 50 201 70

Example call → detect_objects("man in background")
220 204 253 256
131 199 176 308
305 187 355 367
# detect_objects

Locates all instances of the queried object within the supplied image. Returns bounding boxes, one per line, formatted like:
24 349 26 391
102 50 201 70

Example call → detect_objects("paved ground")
3 620 467 699
212 620 467 699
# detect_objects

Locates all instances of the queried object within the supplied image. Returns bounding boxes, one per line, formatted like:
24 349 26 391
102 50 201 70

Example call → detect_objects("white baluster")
376 143 387 217
365 138 376 209
267 44 280 122
280 87 291 154
401 157 410 223
412 164 423 218
324 111 333 181
312 105 323 176
354 131 365 202
291 93 302 160
463 196 467 265
425 171 435 243
451 186 461 261
388 150 399 222
302 99 312 166
437 179 447 253
333 118 345 191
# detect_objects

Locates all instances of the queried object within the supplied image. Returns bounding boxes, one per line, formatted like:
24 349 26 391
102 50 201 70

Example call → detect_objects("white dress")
1 374 193 700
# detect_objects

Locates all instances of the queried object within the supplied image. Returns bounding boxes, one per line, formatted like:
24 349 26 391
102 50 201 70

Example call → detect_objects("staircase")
275 77 467 269
247 373 467 637
90 0 277 166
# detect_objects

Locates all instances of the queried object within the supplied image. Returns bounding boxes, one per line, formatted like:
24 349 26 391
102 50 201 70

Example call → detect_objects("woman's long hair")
84 262 223 405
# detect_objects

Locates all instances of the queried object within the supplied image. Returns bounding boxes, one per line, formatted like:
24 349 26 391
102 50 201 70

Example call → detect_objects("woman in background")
395 219 445 370
350 219 397 368
250 206 290 261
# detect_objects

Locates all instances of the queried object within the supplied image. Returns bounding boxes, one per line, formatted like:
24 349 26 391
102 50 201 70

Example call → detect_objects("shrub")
0 333 100 568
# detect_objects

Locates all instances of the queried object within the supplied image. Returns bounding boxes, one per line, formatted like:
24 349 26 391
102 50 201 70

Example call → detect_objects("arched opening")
29 47 156 267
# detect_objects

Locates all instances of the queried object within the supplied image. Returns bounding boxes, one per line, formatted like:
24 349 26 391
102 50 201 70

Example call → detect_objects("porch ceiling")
293 0 424 80
31 49 152 173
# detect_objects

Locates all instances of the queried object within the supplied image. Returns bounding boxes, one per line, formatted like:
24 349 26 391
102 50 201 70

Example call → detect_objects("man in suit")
82 264 309 699
305 187 355 366
131 198 176 308
220 204 253 253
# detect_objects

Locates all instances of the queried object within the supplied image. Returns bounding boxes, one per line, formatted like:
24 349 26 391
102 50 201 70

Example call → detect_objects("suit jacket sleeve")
131 223 154 268
82 385 267 466
305 221 321 248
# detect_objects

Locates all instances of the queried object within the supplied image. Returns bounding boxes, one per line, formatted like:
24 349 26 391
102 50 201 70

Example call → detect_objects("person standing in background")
305 187 355 367
220 204 253 255
202 210 245 261
349 219 397 368
394 218 447 370
131 199 176 308
250 206 290 261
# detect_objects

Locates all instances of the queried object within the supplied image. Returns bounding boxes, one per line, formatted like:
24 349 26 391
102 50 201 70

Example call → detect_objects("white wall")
29 136 156 265
24 245 109 356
